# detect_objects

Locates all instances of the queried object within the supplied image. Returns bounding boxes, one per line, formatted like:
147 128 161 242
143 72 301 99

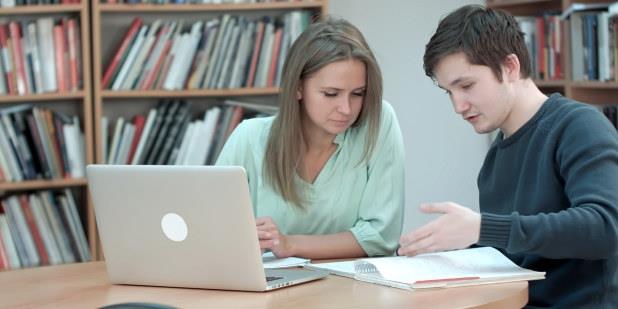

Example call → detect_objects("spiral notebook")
305 247 545 290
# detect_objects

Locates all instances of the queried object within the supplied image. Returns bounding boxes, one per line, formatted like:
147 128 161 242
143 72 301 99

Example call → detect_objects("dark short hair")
423 5 531 82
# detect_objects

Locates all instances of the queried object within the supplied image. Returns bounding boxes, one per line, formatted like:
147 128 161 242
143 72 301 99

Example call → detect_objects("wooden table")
0 262 528 308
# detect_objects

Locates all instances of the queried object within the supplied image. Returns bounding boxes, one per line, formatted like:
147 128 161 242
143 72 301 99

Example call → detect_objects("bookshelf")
90 1 328 259
486 0 618 106
0 1 95 270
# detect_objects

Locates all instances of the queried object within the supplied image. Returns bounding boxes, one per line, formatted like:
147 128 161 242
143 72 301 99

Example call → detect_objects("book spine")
101 17 143 89
9 22 29 95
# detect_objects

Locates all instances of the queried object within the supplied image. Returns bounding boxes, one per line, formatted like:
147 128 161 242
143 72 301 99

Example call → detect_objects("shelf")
486 0 555 8
97 1 324 13
570 81 618 89
0 4 83 15
0 178 88 192
0 91 86 104
101 88 280 99
486 0 561 15
534 80 567 88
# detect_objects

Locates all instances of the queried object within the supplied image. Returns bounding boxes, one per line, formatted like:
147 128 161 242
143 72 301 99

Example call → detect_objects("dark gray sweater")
477 94 618 308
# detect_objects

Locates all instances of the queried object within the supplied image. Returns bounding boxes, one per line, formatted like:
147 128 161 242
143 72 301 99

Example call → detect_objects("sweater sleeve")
479 108 618 259
349 101 406 256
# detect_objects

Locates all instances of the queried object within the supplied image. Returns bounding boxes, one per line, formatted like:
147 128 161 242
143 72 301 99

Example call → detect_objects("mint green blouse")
215 101 405 256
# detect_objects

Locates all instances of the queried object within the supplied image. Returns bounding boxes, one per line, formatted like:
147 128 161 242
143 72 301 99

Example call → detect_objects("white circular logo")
161 213 188 242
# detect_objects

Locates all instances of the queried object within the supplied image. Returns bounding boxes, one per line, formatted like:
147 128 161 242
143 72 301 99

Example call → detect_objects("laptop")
86 164 328 291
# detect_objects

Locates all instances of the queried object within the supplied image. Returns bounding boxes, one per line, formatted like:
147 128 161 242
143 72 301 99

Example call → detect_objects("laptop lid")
87 165 324 291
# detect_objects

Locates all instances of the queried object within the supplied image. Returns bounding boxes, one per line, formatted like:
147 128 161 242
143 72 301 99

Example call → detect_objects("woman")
216 16 405 259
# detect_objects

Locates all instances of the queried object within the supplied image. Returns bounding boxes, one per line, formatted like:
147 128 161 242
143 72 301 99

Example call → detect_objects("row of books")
0 17 83 95
101 11 310 91
0 105 86 183
550 2 618 82
101 0 304 4
570 10 618 82
516 15 563 81
0 0 79 7
602 105 618 130
103 99 276 166
0 189 90 271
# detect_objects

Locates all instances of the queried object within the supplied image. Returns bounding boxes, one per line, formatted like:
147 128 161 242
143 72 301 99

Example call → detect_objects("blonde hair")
264 16 383 208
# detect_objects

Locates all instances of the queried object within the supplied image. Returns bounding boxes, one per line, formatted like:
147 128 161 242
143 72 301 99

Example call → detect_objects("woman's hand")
256 217 294 258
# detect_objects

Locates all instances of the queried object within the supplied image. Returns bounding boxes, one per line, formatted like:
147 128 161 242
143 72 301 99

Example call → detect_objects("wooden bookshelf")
570 81 618 89
0 91 85 104
494 0 618 106
90 0 328 260
0 4 83 15
534 79 567 88
487 0 561 15
0 178 87 192
98 2 325 13
100 88 281 99
0 1 95 270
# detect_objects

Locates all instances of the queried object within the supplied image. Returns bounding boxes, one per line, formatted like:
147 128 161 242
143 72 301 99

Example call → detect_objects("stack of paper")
262 252 310 269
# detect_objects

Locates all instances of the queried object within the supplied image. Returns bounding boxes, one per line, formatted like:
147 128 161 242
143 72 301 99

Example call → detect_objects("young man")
398 4 618 308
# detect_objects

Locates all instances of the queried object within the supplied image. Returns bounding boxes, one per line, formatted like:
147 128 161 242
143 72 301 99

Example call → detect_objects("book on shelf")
515 14 563 81
101 17 142 89
102 98 277 166
155 101 190 164
101 11 311 91
125 114 145 164
135 101 167 163
560 2 612 20
560 4 618 82
0 1 81 7
305 247 545 290
0 105 86 182
0 17 83 95
0 215 20 269
0 217 10 269
0 189 90 271
144 100 181 164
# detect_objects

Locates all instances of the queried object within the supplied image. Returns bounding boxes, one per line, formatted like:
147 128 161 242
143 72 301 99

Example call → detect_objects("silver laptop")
86 165 327 291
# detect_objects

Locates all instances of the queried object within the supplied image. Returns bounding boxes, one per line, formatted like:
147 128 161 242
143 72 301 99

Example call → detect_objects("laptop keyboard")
266 276 283 282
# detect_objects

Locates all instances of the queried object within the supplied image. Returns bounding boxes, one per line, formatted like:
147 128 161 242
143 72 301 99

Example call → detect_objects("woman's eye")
353 92 365 97
324 92 338 97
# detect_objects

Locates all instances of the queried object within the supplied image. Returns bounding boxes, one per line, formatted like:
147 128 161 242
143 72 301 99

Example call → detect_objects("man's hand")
398 202 481 256
256 216 293 258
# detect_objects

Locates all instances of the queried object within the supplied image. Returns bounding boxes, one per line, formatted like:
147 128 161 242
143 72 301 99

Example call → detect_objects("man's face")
433 52 513 134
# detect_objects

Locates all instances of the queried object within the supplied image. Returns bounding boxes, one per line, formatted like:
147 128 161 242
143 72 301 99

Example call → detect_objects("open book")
304 247 545 290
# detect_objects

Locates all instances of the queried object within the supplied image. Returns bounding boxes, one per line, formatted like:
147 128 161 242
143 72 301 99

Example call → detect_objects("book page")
361 247 542 284
262 252 309 269
304 261 356 278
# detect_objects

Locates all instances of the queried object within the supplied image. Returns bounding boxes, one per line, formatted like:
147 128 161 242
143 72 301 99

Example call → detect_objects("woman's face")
298 59 367 139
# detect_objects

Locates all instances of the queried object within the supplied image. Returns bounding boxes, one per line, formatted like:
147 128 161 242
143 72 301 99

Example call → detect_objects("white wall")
329 0 489 232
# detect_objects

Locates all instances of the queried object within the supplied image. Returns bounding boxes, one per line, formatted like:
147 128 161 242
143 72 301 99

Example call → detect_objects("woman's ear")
296 85 303 100
502 54 521 82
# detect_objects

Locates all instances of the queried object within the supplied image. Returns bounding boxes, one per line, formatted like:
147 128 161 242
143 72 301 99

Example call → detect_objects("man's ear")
502 54 521 82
